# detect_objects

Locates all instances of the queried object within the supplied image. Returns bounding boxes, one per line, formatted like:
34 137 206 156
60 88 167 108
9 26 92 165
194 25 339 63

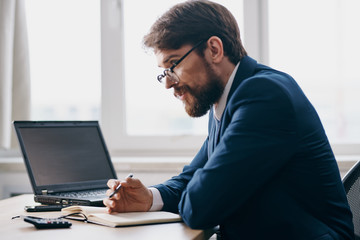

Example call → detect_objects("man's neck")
213 61 240 120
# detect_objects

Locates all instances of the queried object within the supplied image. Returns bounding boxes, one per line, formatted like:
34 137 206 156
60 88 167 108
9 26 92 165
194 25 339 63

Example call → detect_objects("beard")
174 61 225 118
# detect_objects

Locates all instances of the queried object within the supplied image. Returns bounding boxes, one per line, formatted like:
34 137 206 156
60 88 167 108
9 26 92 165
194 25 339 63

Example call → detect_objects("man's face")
156 45 225 117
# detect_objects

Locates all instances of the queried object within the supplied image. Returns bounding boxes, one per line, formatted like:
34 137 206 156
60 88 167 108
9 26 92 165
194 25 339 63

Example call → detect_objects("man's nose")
164 76 177 89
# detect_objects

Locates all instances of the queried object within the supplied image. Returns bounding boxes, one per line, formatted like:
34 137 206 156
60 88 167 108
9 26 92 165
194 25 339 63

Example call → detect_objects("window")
24 0 359 157
268 0 360 146
26 0 101 121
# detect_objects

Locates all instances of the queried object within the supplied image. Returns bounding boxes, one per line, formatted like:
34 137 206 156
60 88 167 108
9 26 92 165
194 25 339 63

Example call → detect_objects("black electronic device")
25 205 65 212
13 121 117 207
23 216 72 229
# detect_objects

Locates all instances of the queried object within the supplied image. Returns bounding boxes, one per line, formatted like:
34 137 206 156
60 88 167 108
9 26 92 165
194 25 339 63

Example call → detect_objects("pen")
108 174 133 199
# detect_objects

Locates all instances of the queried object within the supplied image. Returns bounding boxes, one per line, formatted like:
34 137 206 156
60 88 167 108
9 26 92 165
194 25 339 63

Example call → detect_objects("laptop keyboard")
54 189 107 199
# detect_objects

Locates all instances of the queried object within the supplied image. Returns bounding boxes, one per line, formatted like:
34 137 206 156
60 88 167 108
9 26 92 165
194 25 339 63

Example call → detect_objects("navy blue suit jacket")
153 56 354 240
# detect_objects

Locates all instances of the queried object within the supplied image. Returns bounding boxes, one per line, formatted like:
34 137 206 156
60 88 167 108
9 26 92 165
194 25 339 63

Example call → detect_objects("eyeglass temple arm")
170 40 206 71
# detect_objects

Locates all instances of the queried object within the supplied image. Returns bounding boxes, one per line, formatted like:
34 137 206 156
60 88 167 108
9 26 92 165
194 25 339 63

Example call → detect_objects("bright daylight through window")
268 0 360 144
26 0 101 121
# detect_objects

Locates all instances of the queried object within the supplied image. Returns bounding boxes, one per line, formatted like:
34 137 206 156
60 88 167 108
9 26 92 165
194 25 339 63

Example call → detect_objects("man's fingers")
103 198 117 210
106 189 111 196
107 179 120 189
113 192 121 200
106 189 121 201
103 198 111 208
107 177 134 189
120 177 139 188
103 198 115 207
106 207 112 214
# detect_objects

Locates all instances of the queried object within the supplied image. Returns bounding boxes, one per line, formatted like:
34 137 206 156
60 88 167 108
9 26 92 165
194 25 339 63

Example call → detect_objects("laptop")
13 121 117 206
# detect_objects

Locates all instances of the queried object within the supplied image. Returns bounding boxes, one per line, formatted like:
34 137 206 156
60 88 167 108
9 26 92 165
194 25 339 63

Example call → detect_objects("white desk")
0 194 215 240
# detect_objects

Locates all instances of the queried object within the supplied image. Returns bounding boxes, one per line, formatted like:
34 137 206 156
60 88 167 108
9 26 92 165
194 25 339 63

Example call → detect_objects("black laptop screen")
17 126 115 186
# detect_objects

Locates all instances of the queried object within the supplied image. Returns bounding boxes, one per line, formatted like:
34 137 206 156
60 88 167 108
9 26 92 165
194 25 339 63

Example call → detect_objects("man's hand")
103 176 153 213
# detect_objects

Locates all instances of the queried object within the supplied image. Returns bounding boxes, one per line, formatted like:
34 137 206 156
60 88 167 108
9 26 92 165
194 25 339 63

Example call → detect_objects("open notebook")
61 206 182 227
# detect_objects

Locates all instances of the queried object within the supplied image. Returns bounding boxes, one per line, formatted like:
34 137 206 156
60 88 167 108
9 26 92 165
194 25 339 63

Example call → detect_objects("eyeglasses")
157 39 205 84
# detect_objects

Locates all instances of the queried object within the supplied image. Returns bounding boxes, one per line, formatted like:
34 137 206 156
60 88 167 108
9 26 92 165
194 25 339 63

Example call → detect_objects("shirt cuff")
149 187 164 211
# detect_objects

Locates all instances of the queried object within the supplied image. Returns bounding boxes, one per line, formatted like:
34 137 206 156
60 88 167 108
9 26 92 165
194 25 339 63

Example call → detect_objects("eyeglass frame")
157 39 206 84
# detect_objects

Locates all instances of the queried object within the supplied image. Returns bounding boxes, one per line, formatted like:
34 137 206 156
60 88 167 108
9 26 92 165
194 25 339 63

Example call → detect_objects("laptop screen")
14 121 116 188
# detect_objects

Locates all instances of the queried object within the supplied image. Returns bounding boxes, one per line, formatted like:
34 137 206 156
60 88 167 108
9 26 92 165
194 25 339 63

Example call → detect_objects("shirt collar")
213 62 240 121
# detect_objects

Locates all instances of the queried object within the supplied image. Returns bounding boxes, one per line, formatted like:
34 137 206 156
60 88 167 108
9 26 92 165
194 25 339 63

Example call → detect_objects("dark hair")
143 0 247 65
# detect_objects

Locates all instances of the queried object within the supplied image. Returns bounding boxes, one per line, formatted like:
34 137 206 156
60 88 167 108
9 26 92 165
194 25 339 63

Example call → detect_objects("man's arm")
103 138 209 213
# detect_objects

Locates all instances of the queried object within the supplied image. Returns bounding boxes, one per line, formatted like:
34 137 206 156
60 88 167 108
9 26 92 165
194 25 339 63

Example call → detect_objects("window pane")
268 0 360 142
26 0 101 120
123 0 244 136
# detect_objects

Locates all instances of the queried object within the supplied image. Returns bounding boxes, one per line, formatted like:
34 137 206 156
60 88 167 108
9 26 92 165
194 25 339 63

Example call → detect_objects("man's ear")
206 36 224 64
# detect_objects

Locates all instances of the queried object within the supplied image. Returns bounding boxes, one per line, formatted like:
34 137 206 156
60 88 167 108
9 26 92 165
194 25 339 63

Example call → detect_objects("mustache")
173 85 190 98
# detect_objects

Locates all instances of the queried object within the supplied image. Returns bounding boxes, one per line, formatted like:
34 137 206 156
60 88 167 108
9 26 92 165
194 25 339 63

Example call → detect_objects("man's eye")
169 60 178 65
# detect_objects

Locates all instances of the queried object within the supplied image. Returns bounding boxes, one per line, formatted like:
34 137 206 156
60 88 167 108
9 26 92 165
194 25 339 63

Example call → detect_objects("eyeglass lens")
159 69 179 84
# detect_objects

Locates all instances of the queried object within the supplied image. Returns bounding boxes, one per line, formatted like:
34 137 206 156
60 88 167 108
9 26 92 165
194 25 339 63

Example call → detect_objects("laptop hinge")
41 190 48 195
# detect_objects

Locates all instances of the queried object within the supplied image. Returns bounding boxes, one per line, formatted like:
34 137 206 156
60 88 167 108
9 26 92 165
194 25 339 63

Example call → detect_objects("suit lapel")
208 56 258 156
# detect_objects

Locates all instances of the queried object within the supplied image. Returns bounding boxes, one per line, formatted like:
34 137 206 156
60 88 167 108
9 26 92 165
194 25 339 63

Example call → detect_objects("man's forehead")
155 48 178 66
